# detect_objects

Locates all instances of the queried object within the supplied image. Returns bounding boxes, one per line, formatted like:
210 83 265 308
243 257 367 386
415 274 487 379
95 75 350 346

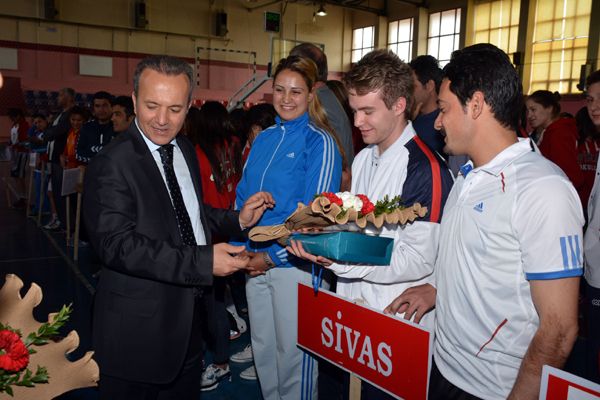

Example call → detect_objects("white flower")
336 191 363 211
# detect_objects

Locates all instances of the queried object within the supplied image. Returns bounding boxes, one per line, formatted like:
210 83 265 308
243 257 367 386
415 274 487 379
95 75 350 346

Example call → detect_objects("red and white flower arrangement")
0 305 71 396
317 192 396 217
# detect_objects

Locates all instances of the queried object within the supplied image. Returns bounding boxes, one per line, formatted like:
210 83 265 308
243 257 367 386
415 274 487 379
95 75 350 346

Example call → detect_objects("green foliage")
25 304 72 347
0 304 72 395
374 195 404 216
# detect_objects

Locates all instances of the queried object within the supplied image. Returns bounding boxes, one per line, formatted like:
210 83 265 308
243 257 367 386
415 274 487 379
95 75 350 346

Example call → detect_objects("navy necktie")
158 144 197 246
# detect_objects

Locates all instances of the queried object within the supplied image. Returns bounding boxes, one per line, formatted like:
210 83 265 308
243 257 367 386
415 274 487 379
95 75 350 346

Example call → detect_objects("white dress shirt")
136 119 207 246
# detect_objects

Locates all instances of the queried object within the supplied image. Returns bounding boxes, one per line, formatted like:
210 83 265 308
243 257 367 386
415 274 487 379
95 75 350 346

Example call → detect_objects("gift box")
288 231 393 265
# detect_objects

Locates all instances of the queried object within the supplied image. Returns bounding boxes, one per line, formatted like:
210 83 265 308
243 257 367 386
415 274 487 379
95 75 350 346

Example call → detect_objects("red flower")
0 330 29 372
356 194 375 215
321 192 342 207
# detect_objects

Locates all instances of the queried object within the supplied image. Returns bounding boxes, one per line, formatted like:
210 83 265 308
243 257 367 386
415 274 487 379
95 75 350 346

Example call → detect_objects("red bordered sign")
540 365 600 400
297 283 432 400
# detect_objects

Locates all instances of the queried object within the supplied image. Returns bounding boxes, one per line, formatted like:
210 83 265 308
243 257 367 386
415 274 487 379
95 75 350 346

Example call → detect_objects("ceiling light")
316 4 327 17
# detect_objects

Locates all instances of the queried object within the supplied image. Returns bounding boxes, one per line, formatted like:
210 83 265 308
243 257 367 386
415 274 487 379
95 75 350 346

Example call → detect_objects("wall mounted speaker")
135 1 148 29
216 12 228 37
43 0 58 20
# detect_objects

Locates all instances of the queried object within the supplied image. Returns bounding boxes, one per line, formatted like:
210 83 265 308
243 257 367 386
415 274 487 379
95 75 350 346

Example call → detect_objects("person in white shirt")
583 69 600 383
287 49 454 398
288 49 453 320
386 44 583 400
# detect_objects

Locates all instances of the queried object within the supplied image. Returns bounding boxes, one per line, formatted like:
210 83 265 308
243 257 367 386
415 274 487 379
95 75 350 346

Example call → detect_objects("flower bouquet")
248 192 427 265
0 274 99 399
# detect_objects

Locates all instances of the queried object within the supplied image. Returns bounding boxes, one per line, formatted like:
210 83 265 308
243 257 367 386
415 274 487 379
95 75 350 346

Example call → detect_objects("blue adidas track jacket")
234 112 342 267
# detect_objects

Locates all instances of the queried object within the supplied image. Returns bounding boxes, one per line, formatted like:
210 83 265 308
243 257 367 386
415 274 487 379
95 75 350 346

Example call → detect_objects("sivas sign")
297 283 432 400
539 366 600 400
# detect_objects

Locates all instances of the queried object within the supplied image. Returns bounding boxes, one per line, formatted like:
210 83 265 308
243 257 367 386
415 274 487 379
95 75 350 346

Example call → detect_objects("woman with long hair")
185 102 244 391
526 90 584 196
233 55 343 399
188 101 242 210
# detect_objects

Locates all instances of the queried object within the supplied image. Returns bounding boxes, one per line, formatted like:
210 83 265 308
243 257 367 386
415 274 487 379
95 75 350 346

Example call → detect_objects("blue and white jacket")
234 112 342 267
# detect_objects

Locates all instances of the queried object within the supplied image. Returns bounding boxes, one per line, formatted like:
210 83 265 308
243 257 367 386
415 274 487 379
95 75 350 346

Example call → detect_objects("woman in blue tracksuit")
233 55 343 400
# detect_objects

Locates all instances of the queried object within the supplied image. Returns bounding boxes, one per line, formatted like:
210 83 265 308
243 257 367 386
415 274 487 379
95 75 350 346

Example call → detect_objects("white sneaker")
240 365 257 380
200 363 231 391
227 308 247 335
42 217 61 231
230 344 253 363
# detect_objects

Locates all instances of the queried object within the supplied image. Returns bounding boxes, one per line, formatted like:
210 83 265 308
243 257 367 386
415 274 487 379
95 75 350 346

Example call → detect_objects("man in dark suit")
83 55 274 400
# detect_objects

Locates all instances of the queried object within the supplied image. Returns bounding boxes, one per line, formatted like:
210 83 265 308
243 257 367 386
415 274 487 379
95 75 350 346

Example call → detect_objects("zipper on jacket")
259 124 286 191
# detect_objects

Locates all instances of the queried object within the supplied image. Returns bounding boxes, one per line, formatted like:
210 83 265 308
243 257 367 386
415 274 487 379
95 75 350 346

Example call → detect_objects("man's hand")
383 283 436 324
239 192 275 229
212 243 249 276
246 252 271 277
286 239 334 267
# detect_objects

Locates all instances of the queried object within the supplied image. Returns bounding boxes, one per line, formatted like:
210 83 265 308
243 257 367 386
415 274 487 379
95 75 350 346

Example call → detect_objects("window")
388 18 414 62
529 0 592 93
427 8 461 67
472 0 520 55
352 26 375 63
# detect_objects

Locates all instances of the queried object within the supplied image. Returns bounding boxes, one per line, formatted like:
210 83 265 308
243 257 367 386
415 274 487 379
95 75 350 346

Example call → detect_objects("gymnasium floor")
0 160 262 400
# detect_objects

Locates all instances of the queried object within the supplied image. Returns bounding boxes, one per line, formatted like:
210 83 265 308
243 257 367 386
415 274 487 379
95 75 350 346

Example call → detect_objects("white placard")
61 168 81 196
28 152 38 167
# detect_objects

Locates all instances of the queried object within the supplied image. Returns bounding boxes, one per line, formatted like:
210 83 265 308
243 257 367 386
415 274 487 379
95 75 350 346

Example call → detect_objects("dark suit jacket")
83 123 244 384
43 108 72 163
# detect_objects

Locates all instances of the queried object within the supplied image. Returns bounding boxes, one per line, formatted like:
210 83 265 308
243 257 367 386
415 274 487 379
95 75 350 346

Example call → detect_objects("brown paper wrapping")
0 274 99 400
249 196 428 244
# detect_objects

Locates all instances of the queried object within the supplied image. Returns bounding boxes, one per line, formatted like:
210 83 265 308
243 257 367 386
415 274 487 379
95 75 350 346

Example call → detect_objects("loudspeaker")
135 1 148 29
577 63 593 91
216 12 228 37
43 0 58 20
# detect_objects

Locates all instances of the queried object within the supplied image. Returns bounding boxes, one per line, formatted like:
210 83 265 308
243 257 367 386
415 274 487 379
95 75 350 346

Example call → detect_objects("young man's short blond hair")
343 49 413 116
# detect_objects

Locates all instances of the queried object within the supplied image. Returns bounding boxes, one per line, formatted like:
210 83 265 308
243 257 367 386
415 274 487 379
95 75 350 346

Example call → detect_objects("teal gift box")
288 232 393 265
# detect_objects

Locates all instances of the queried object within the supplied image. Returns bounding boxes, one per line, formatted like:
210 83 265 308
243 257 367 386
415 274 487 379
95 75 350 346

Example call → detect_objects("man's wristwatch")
262 252 275 269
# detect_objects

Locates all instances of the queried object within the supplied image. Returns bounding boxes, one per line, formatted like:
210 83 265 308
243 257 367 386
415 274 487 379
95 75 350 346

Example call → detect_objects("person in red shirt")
60 107 87 169
576 106 600 215
526 90 584 197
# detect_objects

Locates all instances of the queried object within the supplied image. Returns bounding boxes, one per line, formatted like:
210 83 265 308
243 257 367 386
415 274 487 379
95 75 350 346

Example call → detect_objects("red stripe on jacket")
412 135 443 222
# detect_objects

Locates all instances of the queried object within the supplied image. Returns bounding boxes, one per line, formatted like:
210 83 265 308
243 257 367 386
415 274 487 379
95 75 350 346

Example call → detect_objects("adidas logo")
286 152 295 158
473 202 484 212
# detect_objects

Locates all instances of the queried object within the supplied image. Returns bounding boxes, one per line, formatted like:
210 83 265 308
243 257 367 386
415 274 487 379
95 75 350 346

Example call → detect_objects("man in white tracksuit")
288 50 454 399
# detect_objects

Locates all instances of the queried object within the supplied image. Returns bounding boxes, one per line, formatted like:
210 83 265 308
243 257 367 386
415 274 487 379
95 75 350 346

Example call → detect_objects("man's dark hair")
60 87 75 99
410 55 443 93
111 95 135 117
32 112 47 120
443 43 522 132
289 42 328 82
93 91 113 103
246 103 276 131
586 69 600 89
69 105 88 119
133 55 194 103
